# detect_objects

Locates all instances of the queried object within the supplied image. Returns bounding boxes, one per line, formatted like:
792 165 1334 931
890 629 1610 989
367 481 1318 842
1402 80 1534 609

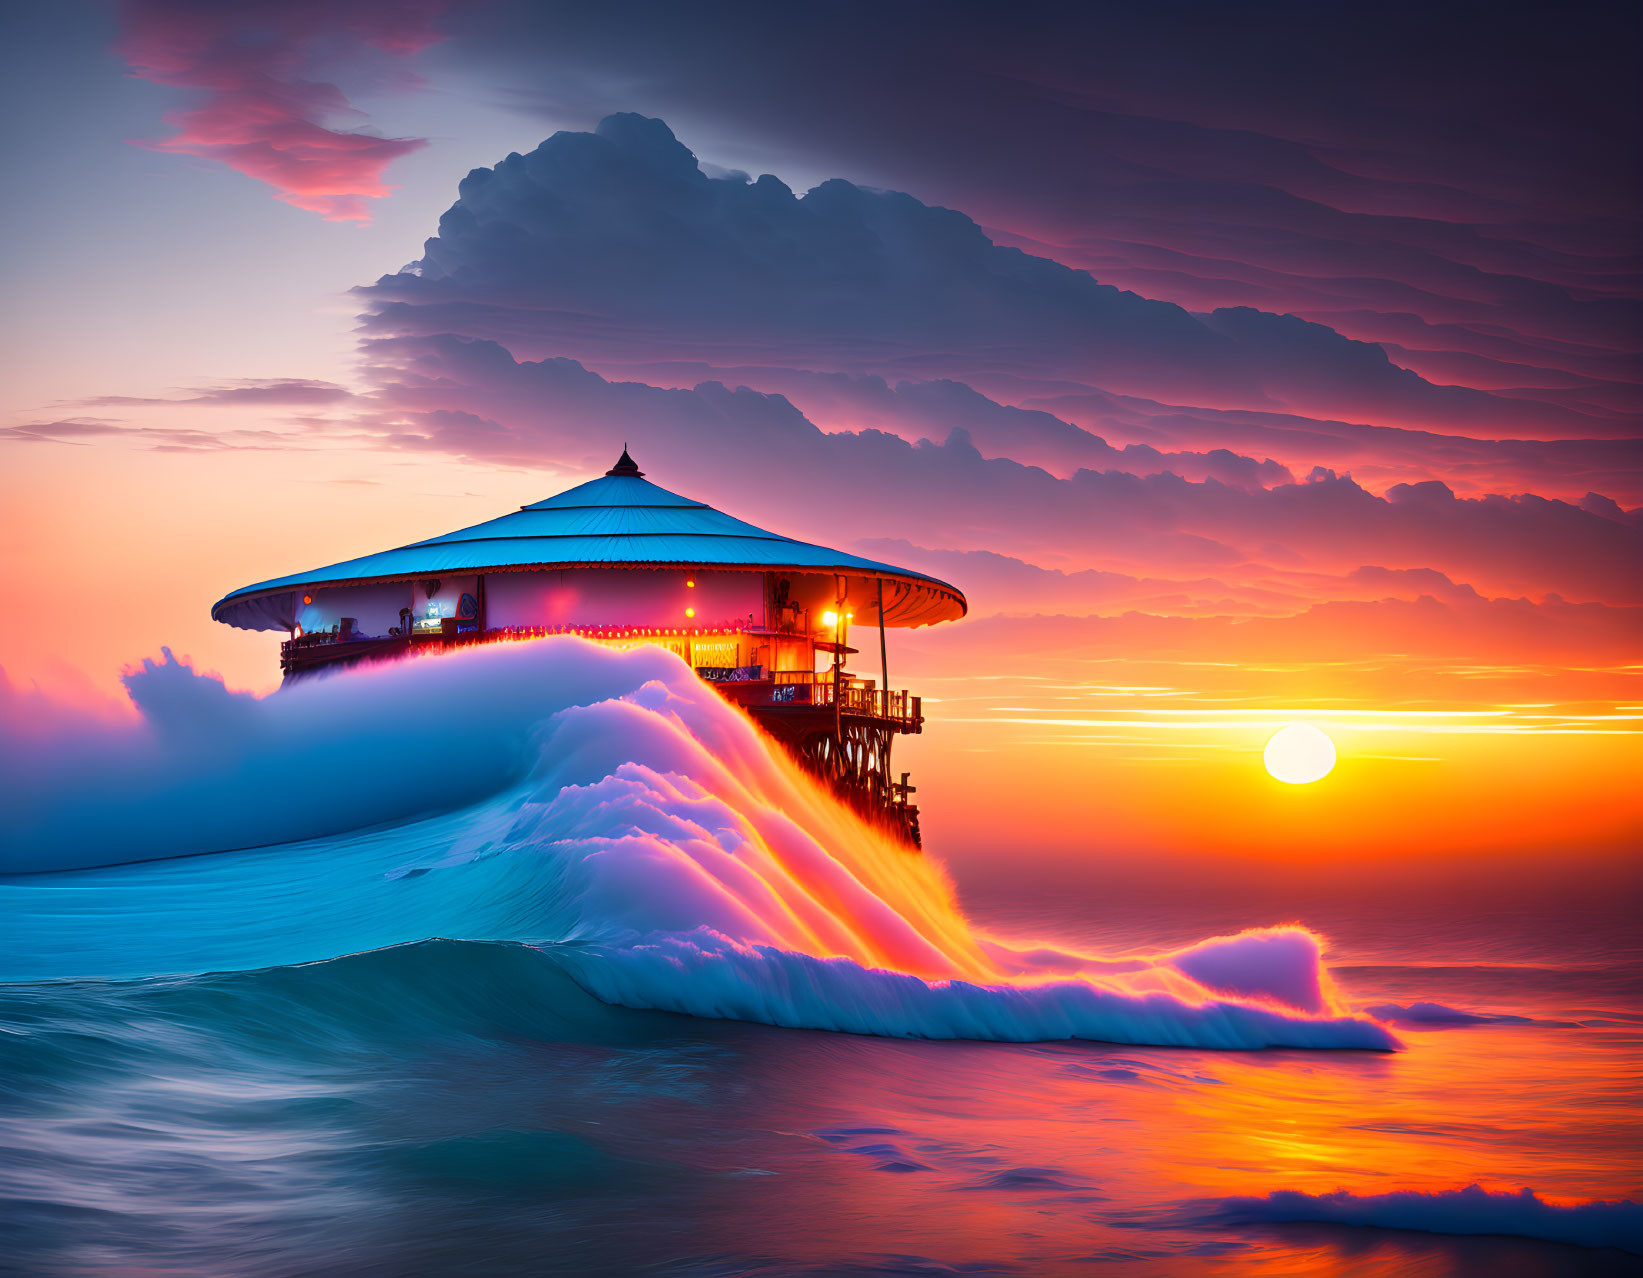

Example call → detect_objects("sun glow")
1264 723 1337 785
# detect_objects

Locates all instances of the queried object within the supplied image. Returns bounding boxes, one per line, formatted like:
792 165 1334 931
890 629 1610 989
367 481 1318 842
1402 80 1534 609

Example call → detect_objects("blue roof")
211 461 966 631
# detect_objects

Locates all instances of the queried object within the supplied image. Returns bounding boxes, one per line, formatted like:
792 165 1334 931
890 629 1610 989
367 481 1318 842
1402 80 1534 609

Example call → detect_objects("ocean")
2 640 1638 1275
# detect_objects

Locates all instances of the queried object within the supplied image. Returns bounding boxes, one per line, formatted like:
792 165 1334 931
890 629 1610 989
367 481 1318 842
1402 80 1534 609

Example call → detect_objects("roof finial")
606 444 644 478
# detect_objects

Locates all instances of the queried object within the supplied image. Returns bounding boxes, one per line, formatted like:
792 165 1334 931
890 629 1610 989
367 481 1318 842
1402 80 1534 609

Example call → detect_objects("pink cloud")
357 333 1642 606
118 0 445 221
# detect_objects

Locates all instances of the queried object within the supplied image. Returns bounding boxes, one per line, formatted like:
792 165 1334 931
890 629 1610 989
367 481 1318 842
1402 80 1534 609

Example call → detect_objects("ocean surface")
2 640 1639 1275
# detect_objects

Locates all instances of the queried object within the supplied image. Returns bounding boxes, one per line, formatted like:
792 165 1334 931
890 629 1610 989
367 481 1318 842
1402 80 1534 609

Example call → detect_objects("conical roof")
211 456 966 631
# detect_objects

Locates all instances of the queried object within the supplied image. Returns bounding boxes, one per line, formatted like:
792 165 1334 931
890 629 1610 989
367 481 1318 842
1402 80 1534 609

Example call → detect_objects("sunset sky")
3 0 1638 882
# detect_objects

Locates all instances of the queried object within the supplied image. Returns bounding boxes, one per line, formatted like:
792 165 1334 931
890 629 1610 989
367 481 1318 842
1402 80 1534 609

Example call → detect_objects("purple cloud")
358 115 1620 438
119 0 444 221
358 333 1641 603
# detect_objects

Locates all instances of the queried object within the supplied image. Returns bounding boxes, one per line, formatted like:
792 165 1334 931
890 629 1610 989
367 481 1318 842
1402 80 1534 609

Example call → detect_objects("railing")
282 627 379 653
279 630 410 677
696 664 766 683
758 671 920 726
284 631 340 651
279 619 473 660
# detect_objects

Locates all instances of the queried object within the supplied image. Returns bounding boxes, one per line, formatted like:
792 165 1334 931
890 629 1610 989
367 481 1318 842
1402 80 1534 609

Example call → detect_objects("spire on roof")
605 446 644 478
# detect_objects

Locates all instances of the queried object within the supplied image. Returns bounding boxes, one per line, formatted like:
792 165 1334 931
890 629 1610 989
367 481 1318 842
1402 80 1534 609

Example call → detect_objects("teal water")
2 643 1638 1274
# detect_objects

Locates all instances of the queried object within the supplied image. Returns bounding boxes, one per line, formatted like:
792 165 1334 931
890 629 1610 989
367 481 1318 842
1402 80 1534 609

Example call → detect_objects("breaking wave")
1206 1186 1643 1255
0 639 1396 1051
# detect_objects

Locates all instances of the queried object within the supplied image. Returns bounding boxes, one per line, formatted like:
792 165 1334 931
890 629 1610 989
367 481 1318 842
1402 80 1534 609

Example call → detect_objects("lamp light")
822 610 839 627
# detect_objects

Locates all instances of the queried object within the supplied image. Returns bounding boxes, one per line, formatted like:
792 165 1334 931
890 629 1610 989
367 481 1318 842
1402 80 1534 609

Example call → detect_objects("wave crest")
1207 1186 1643 1255
0 640 1397 1050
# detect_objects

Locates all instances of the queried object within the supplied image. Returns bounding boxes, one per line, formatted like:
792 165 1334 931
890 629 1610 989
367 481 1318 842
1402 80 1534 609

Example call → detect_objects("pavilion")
211 450 966 843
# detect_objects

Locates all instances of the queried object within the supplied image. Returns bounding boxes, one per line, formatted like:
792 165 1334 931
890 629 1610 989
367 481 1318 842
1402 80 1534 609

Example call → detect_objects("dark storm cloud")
360 116 1226 382
432 0 1641 422
358 114 1617 437
446 1 1638 218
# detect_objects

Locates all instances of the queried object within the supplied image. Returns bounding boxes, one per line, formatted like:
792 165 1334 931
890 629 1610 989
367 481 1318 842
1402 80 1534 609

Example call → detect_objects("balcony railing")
274 629 920 728
759 671 920 726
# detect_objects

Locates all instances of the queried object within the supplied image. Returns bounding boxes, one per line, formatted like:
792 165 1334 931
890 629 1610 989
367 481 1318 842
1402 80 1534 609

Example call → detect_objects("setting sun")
1263 723 1338 785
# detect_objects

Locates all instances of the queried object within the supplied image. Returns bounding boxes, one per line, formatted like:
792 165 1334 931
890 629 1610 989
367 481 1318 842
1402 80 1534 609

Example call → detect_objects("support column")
878 578 888 718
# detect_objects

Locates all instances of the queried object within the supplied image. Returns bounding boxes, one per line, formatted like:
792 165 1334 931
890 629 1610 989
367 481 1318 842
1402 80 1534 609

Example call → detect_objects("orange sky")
2 7 1638 891
4 429 1636 882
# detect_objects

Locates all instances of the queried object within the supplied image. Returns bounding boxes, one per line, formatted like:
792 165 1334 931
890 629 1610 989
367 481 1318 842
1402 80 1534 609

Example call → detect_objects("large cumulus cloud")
357 114 1615 438
433 1 1640 429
